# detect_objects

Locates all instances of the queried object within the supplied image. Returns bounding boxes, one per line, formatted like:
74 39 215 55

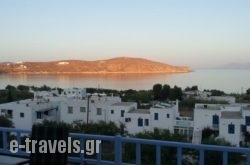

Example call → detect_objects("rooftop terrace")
195 104 221 110
128 109 150 114
221 111 242 119
111 102 135 106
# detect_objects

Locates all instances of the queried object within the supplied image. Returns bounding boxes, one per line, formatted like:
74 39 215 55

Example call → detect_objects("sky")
0 0 249 68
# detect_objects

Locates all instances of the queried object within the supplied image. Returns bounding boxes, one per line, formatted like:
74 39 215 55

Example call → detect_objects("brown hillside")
0 57 191 74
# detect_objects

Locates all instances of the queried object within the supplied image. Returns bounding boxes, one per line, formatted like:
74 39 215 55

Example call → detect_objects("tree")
169 86 183 100
38 85 51 91
201 127 218 141
5 85 16 91
246 88 250 95
191 85 198 91
57 88 63 95
7 88 14 102
0 116 13 127
71 120 121 136
210 89 225 96
17 85 29 91
161 84 170 100
185 85 198 91
0 116 13 148
153 84 162 100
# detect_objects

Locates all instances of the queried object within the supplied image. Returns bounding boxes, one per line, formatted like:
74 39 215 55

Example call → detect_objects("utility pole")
87 94 91 126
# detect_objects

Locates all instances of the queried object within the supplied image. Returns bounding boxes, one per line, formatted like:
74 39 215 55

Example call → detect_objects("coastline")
0 70 192 75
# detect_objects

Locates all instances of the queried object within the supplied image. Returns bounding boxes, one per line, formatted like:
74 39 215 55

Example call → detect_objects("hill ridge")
0 57 191 74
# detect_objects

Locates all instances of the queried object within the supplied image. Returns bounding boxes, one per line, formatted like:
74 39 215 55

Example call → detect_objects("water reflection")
0 73 179 90
0 70 249 93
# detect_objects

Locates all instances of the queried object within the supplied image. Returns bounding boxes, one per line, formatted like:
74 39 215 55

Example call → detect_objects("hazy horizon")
0 0 249 69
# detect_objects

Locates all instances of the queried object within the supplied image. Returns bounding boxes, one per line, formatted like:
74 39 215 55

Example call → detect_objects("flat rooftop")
221 111 242 119
128 109 150 114
195 104 221 110
242 105 250 110
152 103 175 109
111 102 135 106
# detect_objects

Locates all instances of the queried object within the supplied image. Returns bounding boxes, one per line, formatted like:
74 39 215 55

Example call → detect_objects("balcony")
35 114 56 123
1 127 250 165
175 120 193 128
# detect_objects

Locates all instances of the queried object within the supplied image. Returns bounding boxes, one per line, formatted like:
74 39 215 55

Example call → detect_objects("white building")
0 88 195 141
193 103 250 146
150 103 179 133
124 102 193 136
107 102 137 126
60 88 87 99
184 90 211 99
125 109 151 134
210 96 236 104
184 90 236 104
219 111 243 146
0 98 58 130
0 88 121 130
58 94 121 124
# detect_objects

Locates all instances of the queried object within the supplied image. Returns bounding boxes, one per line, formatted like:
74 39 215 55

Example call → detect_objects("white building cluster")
184 90 236 104
0 88 193 137
1 88 249 147
193 103 250 146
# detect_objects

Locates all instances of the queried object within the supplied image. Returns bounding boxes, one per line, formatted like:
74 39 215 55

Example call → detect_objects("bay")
0 69 249 93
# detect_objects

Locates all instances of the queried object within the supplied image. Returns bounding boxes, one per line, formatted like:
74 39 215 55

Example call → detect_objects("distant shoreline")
0 71 191 75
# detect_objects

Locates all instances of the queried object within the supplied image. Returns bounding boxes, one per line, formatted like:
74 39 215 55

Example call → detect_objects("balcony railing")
175 120 193 127
35 114 56 123
1 127 250 165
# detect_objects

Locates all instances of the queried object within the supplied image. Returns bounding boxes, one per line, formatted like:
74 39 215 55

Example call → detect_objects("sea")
0 69 249 94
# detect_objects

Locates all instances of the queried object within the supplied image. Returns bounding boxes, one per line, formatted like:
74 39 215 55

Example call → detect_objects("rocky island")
0 57 191 74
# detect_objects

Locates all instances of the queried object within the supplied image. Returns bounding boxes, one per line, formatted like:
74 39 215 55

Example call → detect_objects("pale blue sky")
0 0 249 68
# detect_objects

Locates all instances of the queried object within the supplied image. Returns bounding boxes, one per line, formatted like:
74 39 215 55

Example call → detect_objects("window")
212 114 219 125
91 100 95 103
138 118 143 127
68 106 73 114
125 118 131 122
1 109 6 114
7 110 13 118
20 112 24 118
246 116 250 126
97 108 102 115
111 110 114 114
166 114 170 118
44 111 49 115
37 112 42 119
121 110 125 117
154 113 158 120
80 107 86 112
1 109 6 116
145 119 149 126
241 125 246 132
228 124 235 134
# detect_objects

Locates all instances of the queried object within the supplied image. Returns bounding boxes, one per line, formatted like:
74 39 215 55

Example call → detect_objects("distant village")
1 85 250 147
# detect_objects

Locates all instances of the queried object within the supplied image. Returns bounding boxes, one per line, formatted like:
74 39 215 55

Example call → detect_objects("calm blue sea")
0 69 249 93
